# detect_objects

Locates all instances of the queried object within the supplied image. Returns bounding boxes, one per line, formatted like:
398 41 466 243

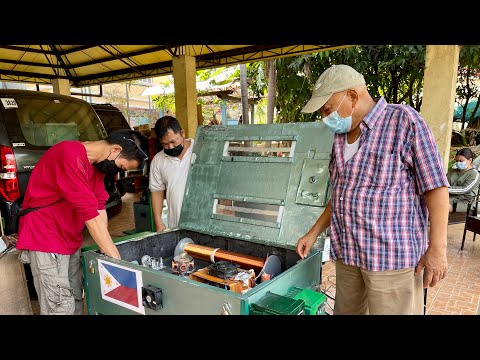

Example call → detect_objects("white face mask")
322 92 355 134
456 161 468 170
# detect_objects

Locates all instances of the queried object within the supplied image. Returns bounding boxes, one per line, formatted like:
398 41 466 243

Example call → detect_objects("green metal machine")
82 122 333 315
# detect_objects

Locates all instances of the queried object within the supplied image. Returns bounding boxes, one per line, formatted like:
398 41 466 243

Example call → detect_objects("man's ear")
112 144 123 155
347 89 359 107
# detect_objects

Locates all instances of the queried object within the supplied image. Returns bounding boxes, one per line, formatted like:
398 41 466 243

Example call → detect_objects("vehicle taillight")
0 145 20 202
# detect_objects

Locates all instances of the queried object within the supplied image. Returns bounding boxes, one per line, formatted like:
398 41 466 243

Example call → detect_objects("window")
14 97 106 146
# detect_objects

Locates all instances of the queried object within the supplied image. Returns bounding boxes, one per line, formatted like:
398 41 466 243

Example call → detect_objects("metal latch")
301 190 319 199
221 302 232 315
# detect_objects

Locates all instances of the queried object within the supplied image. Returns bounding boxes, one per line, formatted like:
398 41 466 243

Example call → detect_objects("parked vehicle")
0 89 124 299
0 90 121 237
90 103 131 134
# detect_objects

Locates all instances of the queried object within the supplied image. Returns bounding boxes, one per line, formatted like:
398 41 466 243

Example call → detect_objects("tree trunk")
240 64 249 125
266 60 276 124
462 96 471 130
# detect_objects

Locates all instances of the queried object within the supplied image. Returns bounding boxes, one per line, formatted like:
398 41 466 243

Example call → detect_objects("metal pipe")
0 208 4 236
182 243 265 271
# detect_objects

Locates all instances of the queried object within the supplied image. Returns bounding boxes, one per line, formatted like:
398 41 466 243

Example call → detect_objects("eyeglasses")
123 137 149 162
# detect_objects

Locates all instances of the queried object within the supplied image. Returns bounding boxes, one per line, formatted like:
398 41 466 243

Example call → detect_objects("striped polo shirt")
328 97 449 271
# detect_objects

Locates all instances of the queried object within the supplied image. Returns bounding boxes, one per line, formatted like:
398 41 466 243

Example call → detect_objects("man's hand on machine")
156 223 167 232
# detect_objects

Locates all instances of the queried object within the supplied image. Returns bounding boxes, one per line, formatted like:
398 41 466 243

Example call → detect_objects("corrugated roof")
0 45 350 86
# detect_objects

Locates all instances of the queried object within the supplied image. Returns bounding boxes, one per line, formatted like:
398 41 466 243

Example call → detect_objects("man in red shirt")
16 129 149 315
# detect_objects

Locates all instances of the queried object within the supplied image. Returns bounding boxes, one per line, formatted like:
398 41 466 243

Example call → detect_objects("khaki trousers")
19 248 84 315
334 260 424 315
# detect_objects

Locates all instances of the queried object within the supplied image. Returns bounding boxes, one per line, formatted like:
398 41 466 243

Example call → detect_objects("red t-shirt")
17 141 109 255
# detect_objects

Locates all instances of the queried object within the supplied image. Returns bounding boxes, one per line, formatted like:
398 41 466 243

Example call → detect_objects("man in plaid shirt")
296 64 449 315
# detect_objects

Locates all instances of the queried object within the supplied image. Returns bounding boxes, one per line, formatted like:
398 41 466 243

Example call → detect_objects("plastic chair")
461 194 480 250
448 176 480 225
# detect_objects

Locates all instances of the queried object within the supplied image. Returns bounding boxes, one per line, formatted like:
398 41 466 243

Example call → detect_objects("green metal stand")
123 190 155 235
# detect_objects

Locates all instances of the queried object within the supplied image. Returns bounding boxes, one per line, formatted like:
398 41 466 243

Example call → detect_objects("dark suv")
91 103 131 134
91 103 148 196
0 89 120 236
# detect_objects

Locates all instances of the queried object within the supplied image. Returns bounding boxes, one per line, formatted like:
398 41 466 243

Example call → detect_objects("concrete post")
172 55 198 139
52 78 71 96
421 45 460 170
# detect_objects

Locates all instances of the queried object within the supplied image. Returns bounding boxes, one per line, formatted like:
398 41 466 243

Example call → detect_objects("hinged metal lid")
178 122 333 249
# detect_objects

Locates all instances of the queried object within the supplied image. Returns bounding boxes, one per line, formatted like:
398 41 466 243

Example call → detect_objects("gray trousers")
19 248 84 315
449 196 470 213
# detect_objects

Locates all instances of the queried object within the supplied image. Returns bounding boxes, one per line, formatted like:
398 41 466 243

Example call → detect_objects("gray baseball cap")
301 64 366 113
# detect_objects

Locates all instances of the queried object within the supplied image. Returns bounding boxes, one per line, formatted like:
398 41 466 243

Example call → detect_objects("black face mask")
164 143 184 157
95 159 122 176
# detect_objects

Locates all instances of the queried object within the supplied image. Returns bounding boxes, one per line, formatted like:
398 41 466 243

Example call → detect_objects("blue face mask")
456 161 467 170
322 93 354 134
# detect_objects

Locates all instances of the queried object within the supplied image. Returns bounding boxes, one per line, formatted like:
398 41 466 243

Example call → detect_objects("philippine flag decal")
98 259 145 314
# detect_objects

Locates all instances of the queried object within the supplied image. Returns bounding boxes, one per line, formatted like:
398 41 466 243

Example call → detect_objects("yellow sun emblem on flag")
104 274 112 287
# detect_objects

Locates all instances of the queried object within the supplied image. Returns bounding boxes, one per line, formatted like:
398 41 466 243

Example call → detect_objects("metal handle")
221 302 232 315
301 190 319 199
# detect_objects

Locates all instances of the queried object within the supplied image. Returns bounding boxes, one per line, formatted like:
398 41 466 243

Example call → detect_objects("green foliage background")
149 45 480 127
